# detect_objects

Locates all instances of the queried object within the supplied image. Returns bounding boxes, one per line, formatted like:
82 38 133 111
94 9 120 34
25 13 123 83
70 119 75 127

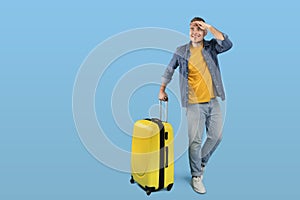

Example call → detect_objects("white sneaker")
191 176 206 194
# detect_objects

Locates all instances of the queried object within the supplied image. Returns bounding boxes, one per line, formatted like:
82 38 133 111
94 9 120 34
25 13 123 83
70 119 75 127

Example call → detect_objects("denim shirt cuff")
161 76 171 85
216 33 229 45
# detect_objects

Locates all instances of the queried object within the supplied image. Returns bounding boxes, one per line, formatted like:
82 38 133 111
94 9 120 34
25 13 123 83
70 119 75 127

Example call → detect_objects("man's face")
189 22 206 43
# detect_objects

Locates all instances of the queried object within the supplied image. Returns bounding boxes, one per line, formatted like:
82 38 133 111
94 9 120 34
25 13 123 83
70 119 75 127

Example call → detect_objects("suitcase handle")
159 98 168 122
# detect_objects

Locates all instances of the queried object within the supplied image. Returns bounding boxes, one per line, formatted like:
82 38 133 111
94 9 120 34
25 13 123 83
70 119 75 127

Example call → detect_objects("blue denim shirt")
161 33 233 107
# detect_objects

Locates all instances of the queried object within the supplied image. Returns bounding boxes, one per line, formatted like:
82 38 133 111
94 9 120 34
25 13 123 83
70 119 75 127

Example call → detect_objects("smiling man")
158 17 232 194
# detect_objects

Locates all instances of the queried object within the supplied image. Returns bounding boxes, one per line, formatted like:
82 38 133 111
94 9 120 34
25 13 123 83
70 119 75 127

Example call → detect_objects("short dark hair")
190 17 205 23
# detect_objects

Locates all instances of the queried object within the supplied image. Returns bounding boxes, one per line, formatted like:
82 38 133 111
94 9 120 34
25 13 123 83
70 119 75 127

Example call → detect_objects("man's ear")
204 29 208 36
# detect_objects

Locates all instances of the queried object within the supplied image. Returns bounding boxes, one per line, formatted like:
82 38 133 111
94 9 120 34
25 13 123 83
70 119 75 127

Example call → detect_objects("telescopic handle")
159 97 168 122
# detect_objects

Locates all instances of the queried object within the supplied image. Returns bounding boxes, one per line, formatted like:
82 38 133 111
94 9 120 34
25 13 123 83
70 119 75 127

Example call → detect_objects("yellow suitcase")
130 100 174 195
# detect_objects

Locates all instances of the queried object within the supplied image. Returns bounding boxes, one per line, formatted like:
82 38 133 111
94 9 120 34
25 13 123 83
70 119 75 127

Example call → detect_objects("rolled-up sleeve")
215 33 233 53
161 52 178 85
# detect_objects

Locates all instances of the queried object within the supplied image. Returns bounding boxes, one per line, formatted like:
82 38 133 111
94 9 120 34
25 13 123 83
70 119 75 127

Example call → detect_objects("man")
158 17 232 194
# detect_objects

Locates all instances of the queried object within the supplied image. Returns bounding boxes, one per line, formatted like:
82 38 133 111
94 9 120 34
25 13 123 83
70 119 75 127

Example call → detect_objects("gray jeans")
186 98 223 177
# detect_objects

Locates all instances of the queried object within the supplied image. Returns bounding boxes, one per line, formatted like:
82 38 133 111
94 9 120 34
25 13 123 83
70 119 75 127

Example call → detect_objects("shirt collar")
203 39 210 47
188 39 209 48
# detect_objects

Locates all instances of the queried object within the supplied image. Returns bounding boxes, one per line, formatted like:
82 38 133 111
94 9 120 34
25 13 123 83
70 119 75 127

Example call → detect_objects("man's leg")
187 103 206 177
187 103 207 194
201 98 223 166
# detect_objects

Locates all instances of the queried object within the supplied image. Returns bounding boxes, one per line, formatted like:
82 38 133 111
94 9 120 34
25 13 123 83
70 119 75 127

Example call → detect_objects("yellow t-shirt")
188 45 215 103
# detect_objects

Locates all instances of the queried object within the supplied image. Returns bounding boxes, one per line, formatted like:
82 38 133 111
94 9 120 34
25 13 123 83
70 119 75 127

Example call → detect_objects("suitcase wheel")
167 183 173 191
130 176 134 184
145 186 152 196
146 189 151 196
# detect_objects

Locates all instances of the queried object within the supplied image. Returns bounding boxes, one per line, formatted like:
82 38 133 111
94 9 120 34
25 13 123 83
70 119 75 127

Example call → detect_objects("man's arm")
158 50 179 101
159 83 168 101
195 20 232 53
207 25 224 40
195 21 225 40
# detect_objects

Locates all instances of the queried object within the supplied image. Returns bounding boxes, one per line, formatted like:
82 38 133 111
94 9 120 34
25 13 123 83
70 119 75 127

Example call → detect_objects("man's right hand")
158 90 168 101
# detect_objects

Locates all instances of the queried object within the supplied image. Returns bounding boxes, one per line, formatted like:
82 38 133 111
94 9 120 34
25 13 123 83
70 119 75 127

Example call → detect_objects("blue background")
1 0 300 199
